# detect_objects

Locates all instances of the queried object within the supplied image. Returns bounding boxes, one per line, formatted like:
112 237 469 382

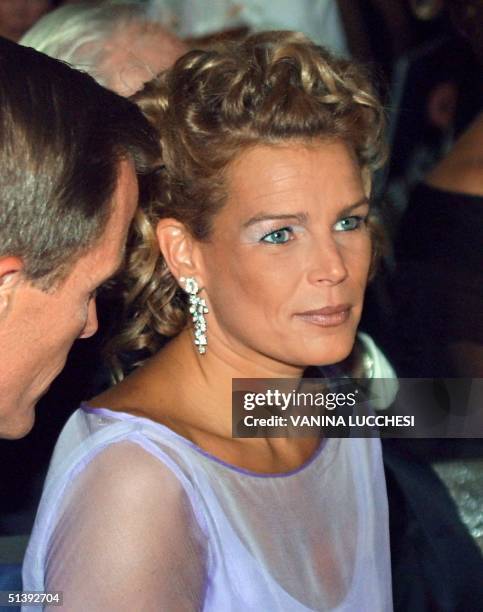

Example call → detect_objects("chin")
0 404 36 440
288 309 360 362
314 350 353 369
298 331 357 368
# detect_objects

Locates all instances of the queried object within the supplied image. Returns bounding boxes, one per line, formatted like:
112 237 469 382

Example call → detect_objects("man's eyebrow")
243 212 309 228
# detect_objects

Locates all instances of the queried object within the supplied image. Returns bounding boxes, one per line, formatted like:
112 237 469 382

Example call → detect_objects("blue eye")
261 227 294 244
334 216 365 231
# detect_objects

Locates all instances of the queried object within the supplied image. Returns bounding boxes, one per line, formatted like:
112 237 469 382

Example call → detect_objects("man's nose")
79 298 99 339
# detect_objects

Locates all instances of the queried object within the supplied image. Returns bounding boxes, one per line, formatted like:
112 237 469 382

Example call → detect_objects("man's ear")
156 219 204 284
0 256 24 314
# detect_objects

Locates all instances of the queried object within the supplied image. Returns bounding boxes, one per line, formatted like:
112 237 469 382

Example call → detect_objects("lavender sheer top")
23 337 393 611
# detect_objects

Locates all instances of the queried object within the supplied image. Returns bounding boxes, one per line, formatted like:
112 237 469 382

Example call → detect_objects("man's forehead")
103 160 138 236
80 160 138 283
112 158 139 212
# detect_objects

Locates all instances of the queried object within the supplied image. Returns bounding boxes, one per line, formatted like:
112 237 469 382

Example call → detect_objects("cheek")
205 245 293 324
360 237 373 280
340 234 372 282
55 298 91 346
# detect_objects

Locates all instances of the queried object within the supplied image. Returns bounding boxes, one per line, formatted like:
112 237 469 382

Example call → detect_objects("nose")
307 236 348 285
79 298 99 339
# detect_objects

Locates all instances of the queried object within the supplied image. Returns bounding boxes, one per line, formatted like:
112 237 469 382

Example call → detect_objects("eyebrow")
243 212 309 228
242 197 370 228
338 197 370 215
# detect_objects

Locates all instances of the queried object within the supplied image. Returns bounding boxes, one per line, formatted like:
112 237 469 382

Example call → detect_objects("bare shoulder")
88 361 161 414
87 357 197 441
427 113 483 197
427 158 483 197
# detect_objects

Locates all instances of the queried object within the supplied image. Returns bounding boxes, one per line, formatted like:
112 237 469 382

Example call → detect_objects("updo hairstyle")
109 31 386 377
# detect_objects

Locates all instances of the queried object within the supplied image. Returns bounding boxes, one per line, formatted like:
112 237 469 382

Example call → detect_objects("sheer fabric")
43 442 208 611
23 335 393 610
23 405 392 611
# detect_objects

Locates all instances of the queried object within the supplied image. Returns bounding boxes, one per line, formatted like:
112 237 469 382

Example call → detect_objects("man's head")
0 37 160 438
21 2 187 96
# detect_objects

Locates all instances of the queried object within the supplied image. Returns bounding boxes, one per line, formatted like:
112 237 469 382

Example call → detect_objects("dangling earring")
180 276 208 354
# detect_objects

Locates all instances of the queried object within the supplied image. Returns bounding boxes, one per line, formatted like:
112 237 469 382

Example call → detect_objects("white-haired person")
23 32 393 611
21 1 187 96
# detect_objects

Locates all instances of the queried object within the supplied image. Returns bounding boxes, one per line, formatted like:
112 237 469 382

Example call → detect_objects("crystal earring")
180 276 208 354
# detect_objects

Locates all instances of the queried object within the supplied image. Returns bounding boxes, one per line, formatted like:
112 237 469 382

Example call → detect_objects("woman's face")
196 140 372 369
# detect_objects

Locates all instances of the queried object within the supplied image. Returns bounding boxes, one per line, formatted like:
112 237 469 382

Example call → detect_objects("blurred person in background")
21 1 187 96
147 0 349 56
379 4 483 611
0 36 160 440
390 0 483 378
0 0 53 41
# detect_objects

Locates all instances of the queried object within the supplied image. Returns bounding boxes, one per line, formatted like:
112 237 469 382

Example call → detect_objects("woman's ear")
156 219 203 283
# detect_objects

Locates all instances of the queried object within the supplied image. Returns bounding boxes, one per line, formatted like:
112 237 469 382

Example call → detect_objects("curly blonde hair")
107 30 386 379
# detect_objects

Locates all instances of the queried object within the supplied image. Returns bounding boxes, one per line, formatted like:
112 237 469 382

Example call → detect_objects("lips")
294 304 351 327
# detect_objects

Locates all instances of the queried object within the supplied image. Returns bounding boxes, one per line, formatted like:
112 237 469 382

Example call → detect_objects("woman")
23 32 392 611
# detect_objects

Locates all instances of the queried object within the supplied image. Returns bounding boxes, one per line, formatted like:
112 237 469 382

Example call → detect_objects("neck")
138 328 304 438
176 326 303 376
